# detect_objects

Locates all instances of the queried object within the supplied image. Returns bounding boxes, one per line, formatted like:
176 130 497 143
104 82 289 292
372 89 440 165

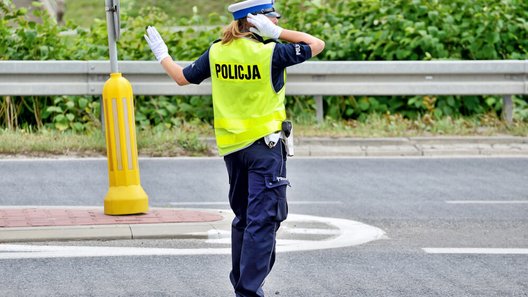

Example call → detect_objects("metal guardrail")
1 60 526 122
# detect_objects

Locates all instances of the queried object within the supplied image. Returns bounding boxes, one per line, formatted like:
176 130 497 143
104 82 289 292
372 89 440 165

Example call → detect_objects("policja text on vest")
214 63 262 80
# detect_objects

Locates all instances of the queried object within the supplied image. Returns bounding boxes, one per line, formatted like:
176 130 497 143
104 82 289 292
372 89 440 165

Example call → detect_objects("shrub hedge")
1 0 527 131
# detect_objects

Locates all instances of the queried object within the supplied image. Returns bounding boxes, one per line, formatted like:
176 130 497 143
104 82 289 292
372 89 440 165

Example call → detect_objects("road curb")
0 221 231 243
294 136 528 146
202 136 528 157
0 137 526 159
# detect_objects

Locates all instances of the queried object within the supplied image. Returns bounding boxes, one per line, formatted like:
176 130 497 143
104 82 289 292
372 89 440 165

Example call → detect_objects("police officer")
145 1 324 296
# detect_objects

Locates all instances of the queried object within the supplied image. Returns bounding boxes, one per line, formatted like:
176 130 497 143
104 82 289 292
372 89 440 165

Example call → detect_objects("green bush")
277 0 527 60
277 0 527 121
0 0 527 131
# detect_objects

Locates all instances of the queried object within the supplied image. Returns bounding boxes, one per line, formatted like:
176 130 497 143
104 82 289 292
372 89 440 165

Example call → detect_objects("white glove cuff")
157 53 170 63
273 26 283 39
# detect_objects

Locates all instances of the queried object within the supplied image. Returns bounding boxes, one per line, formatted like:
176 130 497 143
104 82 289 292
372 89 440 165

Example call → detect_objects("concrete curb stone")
202 136 528 157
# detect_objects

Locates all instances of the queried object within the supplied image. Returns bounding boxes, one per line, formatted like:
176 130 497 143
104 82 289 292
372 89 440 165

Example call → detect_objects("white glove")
247 13 282 39
144 26 170 63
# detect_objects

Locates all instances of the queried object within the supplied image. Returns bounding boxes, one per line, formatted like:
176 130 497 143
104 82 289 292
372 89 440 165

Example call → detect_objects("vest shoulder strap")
263 38 280 44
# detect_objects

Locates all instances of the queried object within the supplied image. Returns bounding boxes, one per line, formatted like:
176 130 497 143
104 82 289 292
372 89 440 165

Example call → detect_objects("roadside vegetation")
0 0 526 156
1 113 526 158
63 0 232 28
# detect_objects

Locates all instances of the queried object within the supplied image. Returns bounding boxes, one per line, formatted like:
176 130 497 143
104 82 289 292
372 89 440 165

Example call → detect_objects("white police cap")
228 0 277 20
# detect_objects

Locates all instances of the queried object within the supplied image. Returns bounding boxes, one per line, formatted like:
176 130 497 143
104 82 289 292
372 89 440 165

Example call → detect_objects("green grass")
64 0 232 28
295 113 528 138
0 129 106 157
0 127 213 158
1 114 526 157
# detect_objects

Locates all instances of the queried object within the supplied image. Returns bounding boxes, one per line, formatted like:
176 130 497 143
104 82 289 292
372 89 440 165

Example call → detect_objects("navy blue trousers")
224 139 289 297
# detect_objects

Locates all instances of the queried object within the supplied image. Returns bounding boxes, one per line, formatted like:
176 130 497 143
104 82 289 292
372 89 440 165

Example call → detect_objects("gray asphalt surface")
1 157 527 296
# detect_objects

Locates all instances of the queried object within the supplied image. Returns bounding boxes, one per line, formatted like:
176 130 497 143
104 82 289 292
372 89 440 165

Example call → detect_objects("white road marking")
277 214 385 253
204 214 386 252
286 201 343 205
423 248 528 255
0 244 231 259
170 201 343 206
446 200 528 204
170 202 229 206
281 228 341 235
0 213 385 259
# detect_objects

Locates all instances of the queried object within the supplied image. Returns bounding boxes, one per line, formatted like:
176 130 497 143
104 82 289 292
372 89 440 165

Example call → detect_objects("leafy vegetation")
0 0 527 136
63 0 232 28
277 0 528 121
2 112 526 157
278 0 527 61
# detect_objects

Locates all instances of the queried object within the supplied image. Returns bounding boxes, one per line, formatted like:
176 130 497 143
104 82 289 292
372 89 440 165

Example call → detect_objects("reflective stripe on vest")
209 38 286 155
216 120 282 147
214 109 286 131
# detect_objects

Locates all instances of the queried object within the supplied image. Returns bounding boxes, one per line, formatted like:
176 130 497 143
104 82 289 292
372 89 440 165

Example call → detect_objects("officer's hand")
144 26 170 63
247 14 282 39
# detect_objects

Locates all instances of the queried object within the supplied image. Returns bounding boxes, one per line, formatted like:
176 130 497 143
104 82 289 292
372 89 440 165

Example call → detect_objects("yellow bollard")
102 72 149 215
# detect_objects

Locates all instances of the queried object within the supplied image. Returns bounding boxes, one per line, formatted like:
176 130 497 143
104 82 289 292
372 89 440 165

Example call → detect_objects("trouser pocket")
265 176 290 222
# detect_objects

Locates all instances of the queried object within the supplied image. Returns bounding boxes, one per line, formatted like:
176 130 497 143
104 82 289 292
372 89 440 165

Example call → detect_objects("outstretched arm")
160 57 189 86
144 26 190 86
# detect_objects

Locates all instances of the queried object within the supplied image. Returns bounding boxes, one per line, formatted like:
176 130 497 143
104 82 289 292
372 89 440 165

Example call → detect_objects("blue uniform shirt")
183 39 312 92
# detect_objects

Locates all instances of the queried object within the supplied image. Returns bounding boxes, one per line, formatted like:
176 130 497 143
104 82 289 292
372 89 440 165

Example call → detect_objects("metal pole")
502 95 513 125
103 0 119 135
105 0 118 73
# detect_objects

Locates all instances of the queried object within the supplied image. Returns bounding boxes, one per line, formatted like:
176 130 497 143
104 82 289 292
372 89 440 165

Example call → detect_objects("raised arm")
278 29 325 57
247 14 325 58
144 26 190 86
160 57 189 86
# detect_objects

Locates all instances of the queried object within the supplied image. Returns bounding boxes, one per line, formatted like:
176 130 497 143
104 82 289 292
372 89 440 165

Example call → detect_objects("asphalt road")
1 157 527 297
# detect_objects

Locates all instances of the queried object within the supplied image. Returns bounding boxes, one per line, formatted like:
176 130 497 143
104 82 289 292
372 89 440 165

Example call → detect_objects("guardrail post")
315 95 324 123
525 59 528 95
100 98 105 133
502 95 513 125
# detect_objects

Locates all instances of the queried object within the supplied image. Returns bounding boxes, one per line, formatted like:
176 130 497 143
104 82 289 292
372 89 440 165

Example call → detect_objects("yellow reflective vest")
209 37 286 156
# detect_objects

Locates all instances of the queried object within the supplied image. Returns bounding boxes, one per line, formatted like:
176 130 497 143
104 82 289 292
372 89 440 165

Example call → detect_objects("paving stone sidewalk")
0 208 223 228
0 207 230 243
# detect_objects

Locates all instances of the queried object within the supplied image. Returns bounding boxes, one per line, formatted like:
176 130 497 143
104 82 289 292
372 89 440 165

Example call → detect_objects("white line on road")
286 201 343 205
445 200 528 204
0 244 231 259
423 248 528 254
169 201 343 206
0 214 385 259
170 202 228 206
282 228 342 235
